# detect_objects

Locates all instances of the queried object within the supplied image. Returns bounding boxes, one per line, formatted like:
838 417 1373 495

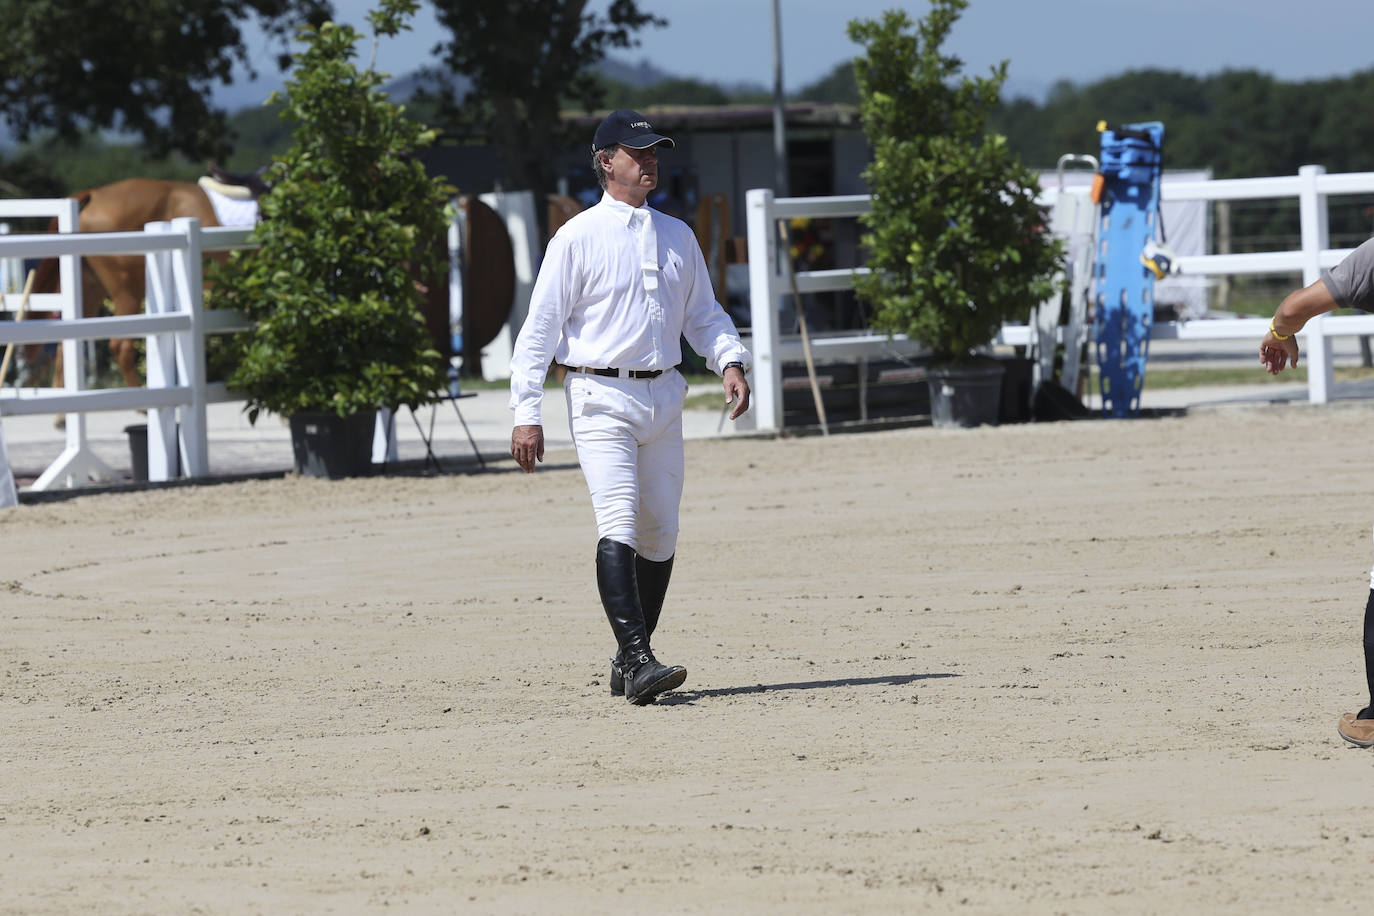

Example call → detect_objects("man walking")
1260 236 1374 744
509 109 752 705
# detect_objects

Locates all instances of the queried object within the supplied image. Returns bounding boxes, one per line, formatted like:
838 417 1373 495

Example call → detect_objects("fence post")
1298 164 1332 403
144 221 180 481
746 188 782 432
57 196 86 471
170 217 209 477
30 197 116 491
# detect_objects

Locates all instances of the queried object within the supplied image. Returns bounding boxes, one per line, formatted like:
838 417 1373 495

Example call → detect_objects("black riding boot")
597 538 685 704
1360 589 1374 719
611 554 675 696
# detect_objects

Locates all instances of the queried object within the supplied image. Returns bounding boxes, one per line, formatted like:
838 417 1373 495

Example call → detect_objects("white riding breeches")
566 369 689 562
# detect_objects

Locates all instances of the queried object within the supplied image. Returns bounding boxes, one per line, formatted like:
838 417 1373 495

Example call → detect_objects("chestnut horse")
26 178 226 389
24 175 517 390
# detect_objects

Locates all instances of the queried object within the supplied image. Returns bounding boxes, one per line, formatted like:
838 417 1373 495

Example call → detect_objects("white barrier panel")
0 215 252 489
0 202 463 493
746 165 1374 431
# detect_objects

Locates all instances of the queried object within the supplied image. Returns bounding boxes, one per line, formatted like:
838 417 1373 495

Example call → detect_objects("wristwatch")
723 361 745 374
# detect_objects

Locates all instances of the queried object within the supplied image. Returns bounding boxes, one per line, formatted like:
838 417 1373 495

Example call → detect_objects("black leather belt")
568 366 663 379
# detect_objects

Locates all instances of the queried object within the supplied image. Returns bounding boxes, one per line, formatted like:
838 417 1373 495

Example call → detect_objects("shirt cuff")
718 352 751 374
512 406 543 427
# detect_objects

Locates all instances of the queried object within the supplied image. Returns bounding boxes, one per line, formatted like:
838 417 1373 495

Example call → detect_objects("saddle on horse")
197 164 271 228
198 163 272 202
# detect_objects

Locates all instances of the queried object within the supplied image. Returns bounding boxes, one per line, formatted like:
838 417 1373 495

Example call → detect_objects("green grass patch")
1088 365 1374 388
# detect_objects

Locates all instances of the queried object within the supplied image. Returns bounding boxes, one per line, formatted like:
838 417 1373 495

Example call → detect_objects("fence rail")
0 195 477 492
0 200 253 489
745 164 1374 431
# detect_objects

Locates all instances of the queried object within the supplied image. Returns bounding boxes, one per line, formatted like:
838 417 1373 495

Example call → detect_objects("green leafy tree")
795 61 859 104
849 1 1060 363
424 0 664 230
210 0 452 422
0 0 332 160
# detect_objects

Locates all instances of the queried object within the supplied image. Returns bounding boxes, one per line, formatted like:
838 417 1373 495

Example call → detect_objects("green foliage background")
208 0 452 422
0 0 329 162
8 47 1374 207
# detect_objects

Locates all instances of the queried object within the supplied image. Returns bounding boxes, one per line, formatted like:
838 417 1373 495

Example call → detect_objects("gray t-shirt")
1324 236 1374 311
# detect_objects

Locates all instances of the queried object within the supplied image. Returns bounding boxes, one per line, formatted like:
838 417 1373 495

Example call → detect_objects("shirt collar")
599 191 651 227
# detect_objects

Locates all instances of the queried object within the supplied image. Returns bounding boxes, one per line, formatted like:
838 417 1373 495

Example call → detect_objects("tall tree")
425 0 664 228
0 0 332 161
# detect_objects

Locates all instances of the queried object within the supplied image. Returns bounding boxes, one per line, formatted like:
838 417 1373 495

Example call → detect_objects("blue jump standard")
1094 120 1165 418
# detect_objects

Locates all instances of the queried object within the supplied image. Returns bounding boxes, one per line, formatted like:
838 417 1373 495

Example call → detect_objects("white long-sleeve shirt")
509 192 751 426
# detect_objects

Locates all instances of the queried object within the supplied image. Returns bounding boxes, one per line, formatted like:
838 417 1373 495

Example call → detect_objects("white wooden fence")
0 199 253 489
746 164 1374 432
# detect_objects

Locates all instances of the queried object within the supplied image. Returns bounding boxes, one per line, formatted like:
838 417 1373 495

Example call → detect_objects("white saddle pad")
200 184 260 227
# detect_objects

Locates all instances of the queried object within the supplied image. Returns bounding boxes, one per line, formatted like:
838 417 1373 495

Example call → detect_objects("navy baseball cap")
591 109 675 152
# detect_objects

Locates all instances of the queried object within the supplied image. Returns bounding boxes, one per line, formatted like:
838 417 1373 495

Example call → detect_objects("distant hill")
380 69 470 102
594 56 686 90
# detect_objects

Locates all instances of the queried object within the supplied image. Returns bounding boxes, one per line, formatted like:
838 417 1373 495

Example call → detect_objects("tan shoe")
1338 712 1374 747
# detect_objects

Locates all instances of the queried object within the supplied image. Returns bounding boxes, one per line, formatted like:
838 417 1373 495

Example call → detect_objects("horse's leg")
88 256 145 389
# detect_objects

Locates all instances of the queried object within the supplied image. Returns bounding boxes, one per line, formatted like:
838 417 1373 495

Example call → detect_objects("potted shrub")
211 0 453 477
848 0 1061 427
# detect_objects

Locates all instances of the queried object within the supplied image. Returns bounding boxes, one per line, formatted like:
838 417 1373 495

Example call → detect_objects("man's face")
606 143 661 193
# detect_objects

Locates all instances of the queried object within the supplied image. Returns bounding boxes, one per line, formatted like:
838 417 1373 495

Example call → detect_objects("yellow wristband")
1269 321 1291 340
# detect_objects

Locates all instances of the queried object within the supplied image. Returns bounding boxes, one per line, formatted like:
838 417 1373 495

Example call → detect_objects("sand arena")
4 404 1373 913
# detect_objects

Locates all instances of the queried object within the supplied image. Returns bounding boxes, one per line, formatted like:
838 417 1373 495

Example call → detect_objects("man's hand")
1259 279 1336 375
1259 331 1299 375
511 424 545 473
723 366 751 420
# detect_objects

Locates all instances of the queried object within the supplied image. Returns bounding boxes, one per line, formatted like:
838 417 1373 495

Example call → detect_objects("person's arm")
508 235 576 469
1259 278 1339 374
678 235 752 418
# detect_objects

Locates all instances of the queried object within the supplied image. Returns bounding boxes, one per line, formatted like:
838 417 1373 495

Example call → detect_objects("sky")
221 0 1374 111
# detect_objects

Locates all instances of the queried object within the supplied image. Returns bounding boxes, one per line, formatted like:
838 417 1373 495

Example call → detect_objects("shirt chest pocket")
657 251 686 303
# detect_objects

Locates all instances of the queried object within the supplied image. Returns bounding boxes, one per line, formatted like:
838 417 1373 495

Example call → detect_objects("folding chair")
380 391 486 473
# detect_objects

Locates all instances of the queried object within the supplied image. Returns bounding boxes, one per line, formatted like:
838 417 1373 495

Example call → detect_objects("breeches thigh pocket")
569 376 629 419
568 376 594 418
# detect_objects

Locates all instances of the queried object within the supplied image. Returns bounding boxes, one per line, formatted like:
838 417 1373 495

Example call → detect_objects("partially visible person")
1259 236 1374 745
508 109 752 705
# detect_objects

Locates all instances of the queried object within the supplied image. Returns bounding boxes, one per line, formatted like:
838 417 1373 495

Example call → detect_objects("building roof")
562 103 862 133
